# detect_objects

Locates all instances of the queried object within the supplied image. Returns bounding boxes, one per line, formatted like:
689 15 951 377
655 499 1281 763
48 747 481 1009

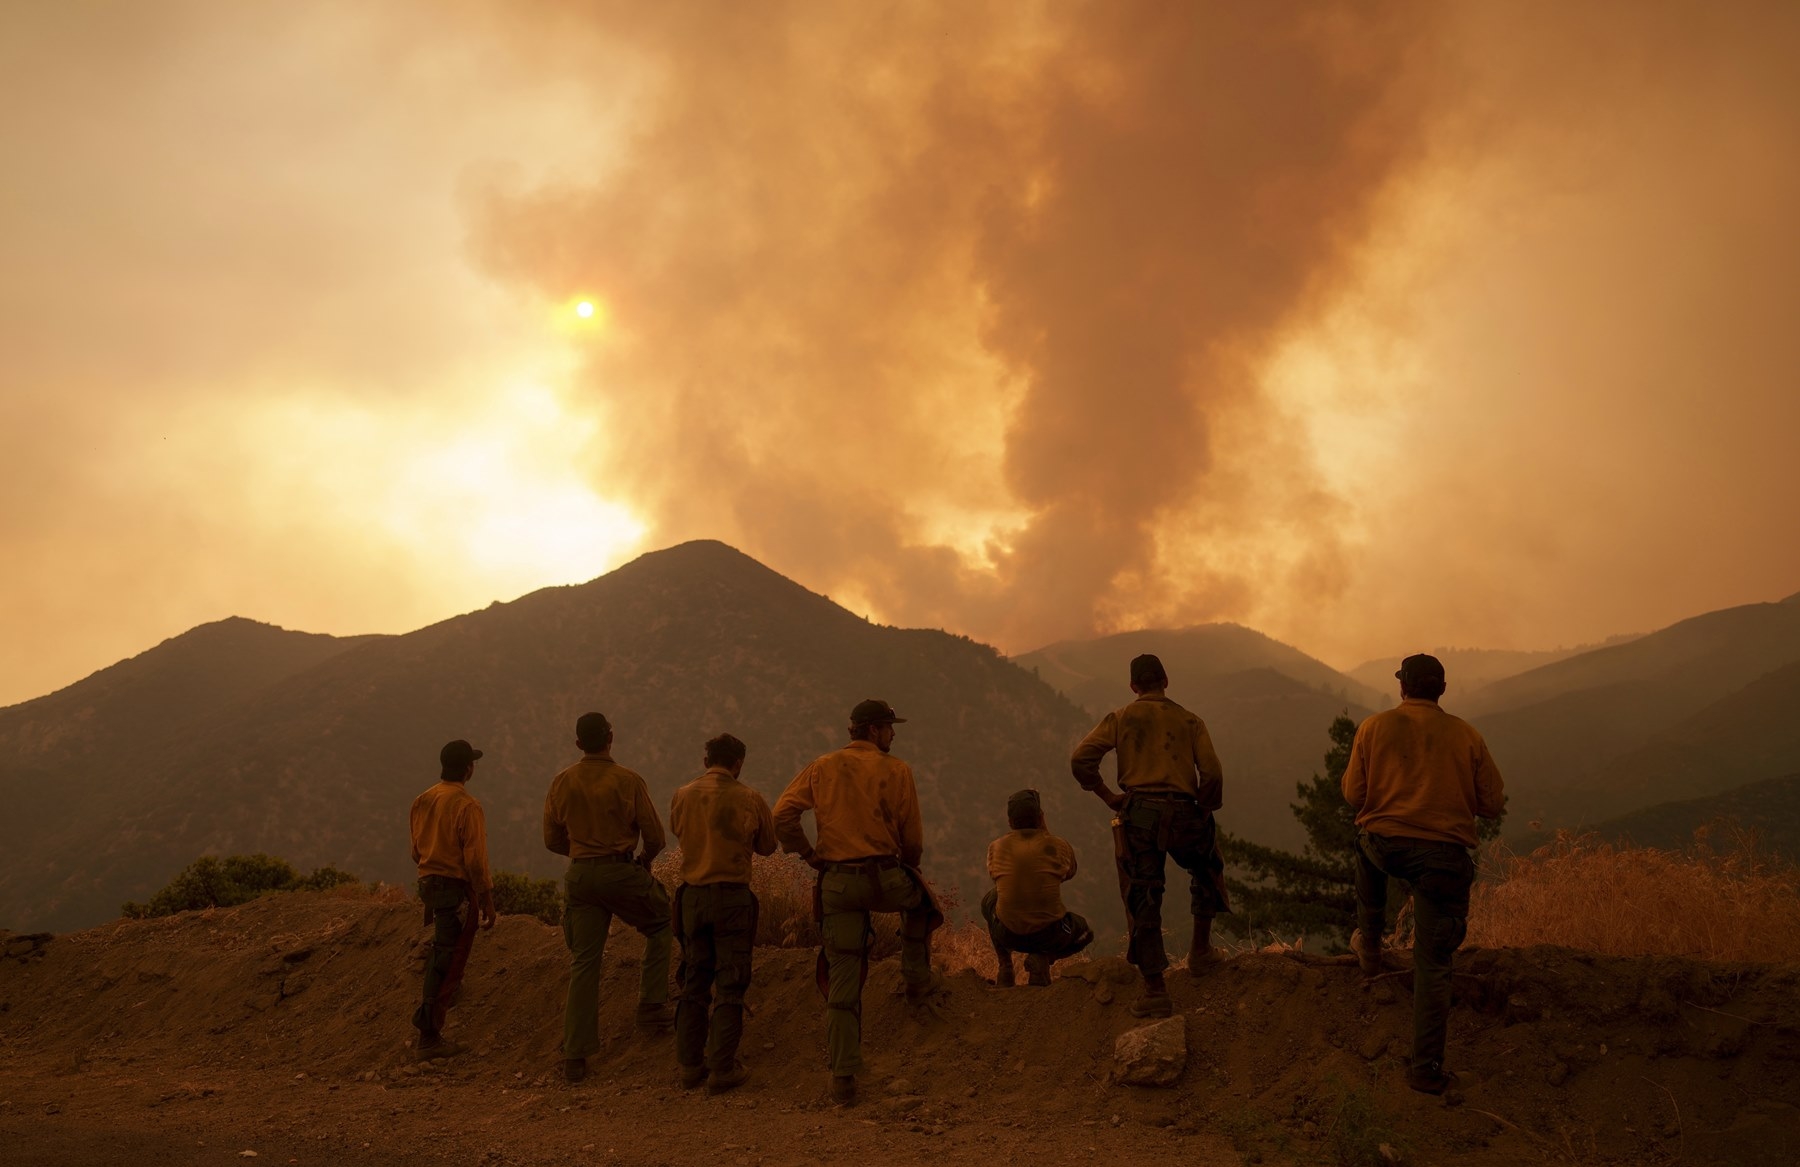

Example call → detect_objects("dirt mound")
1 891 1796 1166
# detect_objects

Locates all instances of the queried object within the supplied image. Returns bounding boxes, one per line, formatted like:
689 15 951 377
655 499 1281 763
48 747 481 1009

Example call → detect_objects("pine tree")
1218 713 1503 951
1218 715 1362 950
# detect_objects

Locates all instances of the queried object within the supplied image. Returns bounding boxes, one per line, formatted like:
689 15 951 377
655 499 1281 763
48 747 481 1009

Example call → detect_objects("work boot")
1187 933 1222 975
1024 954 1052 987
678 1063 708 1090
562 1057 587 1083
904 969 945 1004
994 955 1017 988
635 1002 676 1033
416 1035 465 1061
1129 974 1173 1018
1406 1062 1459 1096
1349 930 1382 979
829 1075 858 1106
707 1061 751 1095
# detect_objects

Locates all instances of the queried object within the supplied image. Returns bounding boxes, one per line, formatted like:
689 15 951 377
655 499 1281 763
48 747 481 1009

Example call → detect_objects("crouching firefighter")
982 788 1094 986
1071 653 1230 1018
773 699 943 1107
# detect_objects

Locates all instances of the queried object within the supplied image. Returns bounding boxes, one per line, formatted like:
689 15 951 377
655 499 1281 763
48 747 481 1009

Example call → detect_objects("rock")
884 1078 914 1096
1302 1121 1318 1138
1504 994 1540 1023
1547 1062 1569 1087
1093 984 1114 1005
1113 1017 1187 1087
1357 1031 1391 1061
1372 982 1398 1006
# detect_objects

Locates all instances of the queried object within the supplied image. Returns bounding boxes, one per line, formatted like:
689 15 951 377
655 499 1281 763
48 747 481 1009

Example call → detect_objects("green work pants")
675 883 758 1073
412 876 475 1038
562 858 672 1060
1354 831 1474 1077
819 862 931 1077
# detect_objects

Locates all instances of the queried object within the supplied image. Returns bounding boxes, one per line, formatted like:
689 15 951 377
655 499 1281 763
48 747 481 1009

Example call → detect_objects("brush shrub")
491 870 564 925
121 853 359 919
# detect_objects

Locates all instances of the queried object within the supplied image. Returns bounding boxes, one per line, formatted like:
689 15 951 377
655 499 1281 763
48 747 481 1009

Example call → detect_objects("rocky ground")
1 891 1796 1166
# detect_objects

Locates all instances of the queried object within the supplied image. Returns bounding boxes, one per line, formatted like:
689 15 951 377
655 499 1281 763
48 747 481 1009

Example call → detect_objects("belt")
689 881 750 891
572 853 636 864
824 855 902 875
1126 791 1197 804
418 874 470 886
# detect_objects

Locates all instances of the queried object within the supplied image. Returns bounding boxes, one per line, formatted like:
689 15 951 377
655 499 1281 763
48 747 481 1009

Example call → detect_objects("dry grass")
1467 828 1800 963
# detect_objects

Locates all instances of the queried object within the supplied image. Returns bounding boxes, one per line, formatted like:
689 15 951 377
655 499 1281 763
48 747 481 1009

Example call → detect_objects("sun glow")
564 296 609 333
216 380 647 603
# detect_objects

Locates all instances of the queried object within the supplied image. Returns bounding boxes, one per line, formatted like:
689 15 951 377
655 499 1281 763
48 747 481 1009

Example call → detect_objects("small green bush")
491 870 563 926
122 853 360 919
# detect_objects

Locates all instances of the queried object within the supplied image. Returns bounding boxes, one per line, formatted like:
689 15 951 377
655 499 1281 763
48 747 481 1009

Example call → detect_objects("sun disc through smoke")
576 300 594 318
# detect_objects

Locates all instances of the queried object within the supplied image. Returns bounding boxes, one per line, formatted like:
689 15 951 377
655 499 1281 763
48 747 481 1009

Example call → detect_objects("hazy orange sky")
4 1 1799 707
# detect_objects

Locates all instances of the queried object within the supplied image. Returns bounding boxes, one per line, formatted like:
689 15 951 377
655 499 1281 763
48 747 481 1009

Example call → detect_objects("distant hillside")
1346 640 1638 706
0 543 1107 933
0 619 383 853
1465 597 1800 718
1020 624 1385 715
1464 595 1800 830
1015 626 1379 855
1590 773 1800 859
1569 660 1800 824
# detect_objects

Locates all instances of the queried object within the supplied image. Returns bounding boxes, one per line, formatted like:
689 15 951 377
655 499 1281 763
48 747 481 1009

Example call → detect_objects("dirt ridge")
1 892 1796 1166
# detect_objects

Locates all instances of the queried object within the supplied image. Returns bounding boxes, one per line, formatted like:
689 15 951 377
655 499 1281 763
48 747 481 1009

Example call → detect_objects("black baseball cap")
1395 654 1446 685
439 739 483 769
1007 788 1042 820
849 698 906 726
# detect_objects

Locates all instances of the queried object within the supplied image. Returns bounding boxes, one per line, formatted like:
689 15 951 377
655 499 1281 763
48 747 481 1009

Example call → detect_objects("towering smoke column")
472 2 1432 649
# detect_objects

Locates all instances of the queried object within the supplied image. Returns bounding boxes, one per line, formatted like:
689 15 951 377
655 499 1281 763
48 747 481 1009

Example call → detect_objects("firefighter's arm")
1341 725 1370 811
773 765 824 868
751 793 779 858
542 775 571 856
1071 714 1126 808
1473 738 1506 821
897 767 924 870
464 803 497 928
635 776 666 864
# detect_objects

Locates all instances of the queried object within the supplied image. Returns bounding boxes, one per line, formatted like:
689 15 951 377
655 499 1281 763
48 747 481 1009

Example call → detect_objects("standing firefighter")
1342 653 1505 1095
408 739 496 1057
982 788 1094 987
668 732 778 1094
1071 653 1229 1018
543 712 674 1084
773 699 941 1107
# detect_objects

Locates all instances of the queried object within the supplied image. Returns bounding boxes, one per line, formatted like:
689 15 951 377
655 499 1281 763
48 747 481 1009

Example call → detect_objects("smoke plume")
471 2 1435 648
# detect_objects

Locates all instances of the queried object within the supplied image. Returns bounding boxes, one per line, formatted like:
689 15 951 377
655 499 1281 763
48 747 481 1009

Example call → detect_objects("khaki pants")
562 858 672 1060
819 862 931 1077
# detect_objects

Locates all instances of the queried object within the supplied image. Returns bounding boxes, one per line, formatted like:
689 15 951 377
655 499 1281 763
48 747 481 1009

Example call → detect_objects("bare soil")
1 892 1796 1167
